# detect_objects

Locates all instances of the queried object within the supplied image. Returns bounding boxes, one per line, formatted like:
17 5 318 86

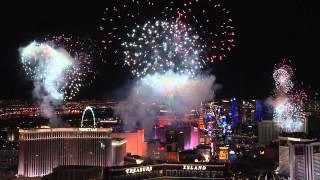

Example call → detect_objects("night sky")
2 0 319 100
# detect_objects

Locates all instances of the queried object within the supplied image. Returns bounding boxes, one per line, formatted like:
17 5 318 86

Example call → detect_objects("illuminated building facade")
231 98 239 127
197 144 212 162
218 147 229 161
154 125 166 143
198 105 205 130
112 129 147 156
199 133 211 145
18 128 115 177
165 129 181 152
156 115 176 127
255 100 266 123
111 139 127 166
155 114 199 145
163 126 199 150
147 139 165 160
166 152 180 162
181 126 199 150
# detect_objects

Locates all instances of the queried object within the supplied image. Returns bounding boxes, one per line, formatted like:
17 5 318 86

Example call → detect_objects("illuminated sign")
219 147 229 160
78 128 97 132
182 165 206 171
125 166 153 174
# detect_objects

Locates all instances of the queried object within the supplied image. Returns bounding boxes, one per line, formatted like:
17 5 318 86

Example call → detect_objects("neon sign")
78 128 97 132
125 166 153 174
182 165 207 171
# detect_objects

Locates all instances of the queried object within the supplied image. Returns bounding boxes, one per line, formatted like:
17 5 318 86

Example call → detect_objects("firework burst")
20 35 95 101
122 20 205 77
163 0 236 62
273 62 294 94
272 60 307 132
100 0 235 77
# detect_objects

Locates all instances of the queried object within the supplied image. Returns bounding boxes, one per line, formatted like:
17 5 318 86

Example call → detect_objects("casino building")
104 163 228 179
44 163 228 180
112 129 147 156
18 127 126 177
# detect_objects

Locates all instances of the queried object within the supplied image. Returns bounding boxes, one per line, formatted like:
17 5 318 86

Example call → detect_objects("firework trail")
100 0 235 77
19 35 95 123
272 60 307 132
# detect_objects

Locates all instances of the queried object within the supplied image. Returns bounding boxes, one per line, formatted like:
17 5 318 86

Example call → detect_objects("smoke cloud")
19 42 74 126
115 71 216 138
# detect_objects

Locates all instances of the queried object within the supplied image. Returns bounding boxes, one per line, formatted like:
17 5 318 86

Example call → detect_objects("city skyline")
1 1 320 178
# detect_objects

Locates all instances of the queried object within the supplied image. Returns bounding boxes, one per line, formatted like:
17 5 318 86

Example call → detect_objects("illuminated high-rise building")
147 139 165 160
18 128 122 177
198 103 205 130
180 126 199 150
231 98 240 127
255 100 266 123
241 100 255 124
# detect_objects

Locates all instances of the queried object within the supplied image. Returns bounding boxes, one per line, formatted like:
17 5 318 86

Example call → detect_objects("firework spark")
100 0 235 77
122 20 205 77
273 63 294 94
20 41 73 100
20 35 95 101
47 35 96 100
163 0 236 62
272 61 306 132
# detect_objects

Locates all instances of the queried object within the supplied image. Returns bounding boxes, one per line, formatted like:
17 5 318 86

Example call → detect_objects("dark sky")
2 0 319 100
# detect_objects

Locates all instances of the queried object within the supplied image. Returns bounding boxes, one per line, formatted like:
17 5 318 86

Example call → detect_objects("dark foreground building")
43 166 103 180
44 163 228 180
278 136 320 180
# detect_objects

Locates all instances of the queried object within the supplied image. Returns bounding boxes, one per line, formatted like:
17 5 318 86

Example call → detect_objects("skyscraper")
231 98 239 128
255 100 266 123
